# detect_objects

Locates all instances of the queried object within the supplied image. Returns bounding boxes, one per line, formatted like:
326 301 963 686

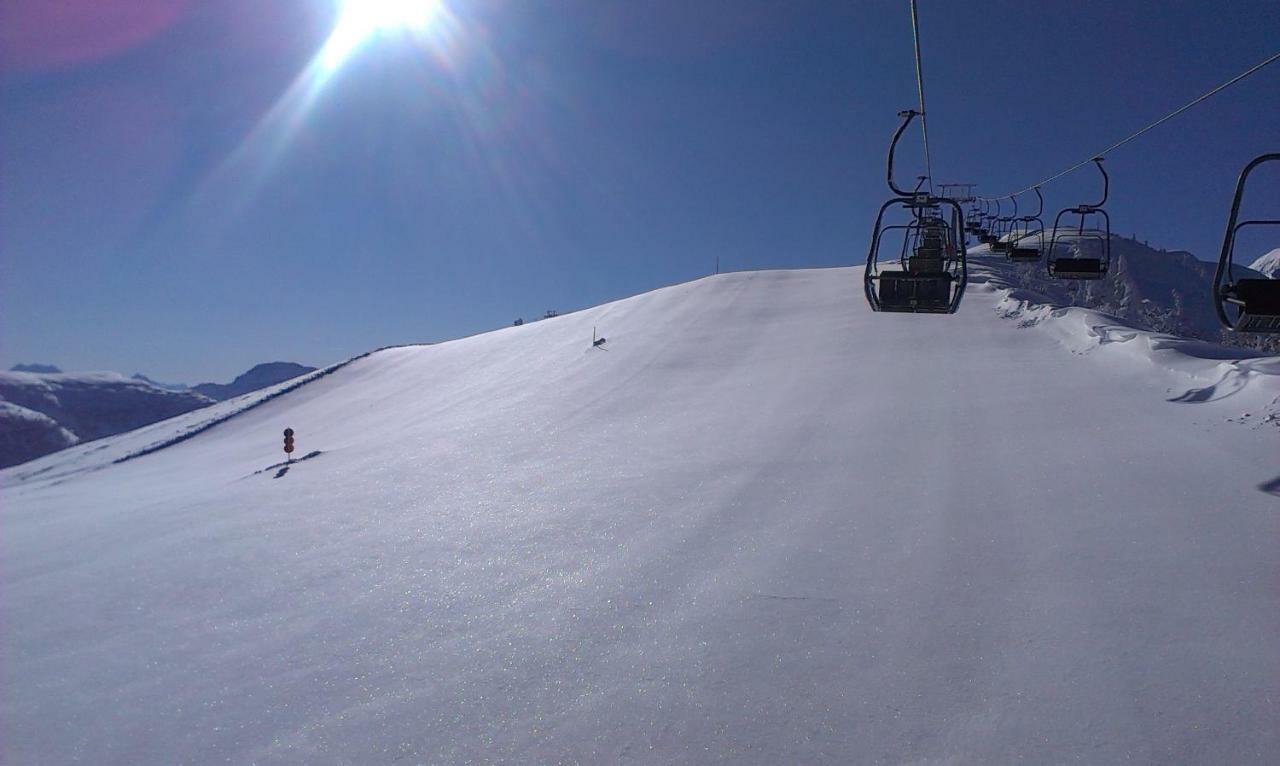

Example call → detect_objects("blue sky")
3 0 1278 381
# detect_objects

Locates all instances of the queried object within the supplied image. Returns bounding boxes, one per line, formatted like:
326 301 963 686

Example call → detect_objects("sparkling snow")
3 259 1278 763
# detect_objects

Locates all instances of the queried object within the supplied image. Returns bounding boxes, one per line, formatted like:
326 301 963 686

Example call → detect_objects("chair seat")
876 271 955 313
909 255 944 273
1236 314 1280 332
1050 258 1105 279
1008 248 1040 261
1231 279 1280 313
1227 279 1280 332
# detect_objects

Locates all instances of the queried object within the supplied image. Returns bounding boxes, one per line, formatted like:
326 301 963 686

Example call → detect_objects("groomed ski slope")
3 256 1278 764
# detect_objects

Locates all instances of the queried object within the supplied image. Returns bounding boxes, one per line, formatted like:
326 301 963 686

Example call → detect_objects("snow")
3 260 1279 763
0 371 214 468
0 400 66 426
0 363 316 469
1249 247 1280 278
0 401 79 468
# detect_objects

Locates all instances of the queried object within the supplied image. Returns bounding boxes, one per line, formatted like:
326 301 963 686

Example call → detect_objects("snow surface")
3 258 1279 764
1249 247 1280 278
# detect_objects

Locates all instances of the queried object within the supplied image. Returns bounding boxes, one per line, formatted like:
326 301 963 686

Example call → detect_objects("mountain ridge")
192 361 316 401
0 361 316 468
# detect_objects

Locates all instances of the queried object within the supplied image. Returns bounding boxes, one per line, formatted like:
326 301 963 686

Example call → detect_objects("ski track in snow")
1 263 1278 764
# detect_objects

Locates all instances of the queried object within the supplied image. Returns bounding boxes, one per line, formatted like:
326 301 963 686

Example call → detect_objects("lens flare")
321 0 445 71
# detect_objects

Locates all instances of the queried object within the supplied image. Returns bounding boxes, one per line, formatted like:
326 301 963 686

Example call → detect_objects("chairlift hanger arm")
886 110 922 197
1086 158 1109 209
1213 153 1280 324
1025 187 1044 219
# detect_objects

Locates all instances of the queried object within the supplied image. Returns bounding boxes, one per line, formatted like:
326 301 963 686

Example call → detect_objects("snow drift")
2 259 1278 764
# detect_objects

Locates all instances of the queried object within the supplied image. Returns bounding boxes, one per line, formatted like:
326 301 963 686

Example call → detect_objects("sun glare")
196 0 473 216
321 0 446 70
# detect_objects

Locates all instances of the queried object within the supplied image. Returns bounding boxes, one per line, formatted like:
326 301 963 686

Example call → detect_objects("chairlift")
1212 153 1280 333
865 110 967 314
939 184 981 243
1008 187 1044 262
978 199 1000 246
990 196 1016 253
965 199 985 237
1046 158 1111 279
967 198 988 240
982 199 999 240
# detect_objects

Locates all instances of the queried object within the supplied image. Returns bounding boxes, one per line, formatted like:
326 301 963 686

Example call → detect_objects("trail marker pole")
283 428 295 463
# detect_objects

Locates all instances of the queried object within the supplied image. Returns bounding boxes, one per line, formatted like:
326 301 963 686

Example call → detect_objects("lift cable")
976 48 1280 202
909 0 933 194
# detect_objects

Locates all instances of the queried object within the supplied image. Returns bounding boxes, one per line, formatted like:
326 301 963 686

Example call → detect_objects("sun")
321 0 446 70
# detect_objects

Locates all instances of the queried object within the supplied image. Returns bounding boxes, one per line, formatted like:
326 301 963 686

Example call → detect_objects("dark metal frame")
1046 158 1111 280
1008 187 1044 262
991 196 1016 253
979 198 1000 246
964 197 985 237
1212 153 1280 332
864 110 967 314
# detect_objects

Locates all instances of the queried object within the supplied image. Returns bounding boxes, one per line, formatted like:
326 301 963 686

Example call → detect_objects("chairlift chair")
1008 187 1045 262
962 202 982 247
961 194 984 238
1212 153 1280 333
865 110 967 314
1046 158 1111 279
990 197 1015 253
978 198 1000 246
964 208 983 237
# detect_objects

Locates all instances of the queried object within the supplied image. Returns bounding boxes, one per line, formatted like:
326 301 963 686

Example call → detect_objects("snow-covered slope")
981 233 1278 350
1250 246 1280 278
3 262 1278 764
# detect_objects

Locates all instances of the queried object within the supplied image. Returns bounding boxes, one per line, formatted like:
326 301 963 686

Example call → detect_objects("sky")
2 0 1278 382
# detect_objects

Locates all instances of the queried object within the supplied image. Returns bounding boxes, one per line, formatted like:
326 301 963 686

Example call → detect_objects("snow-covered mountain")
9 363 62 374
3 261 1277 764
130 372 191 392
0 371 214 469
974 233 1278 351
0 400 78 466
0 362 316 468
1249 246 1280 278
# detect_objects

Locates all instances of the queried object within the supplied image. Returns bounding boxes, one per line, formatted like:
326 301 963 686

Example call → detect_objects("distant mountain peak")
131 373 190 392
1 360 316 468
1248 247 1280 278
193 361 316 401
